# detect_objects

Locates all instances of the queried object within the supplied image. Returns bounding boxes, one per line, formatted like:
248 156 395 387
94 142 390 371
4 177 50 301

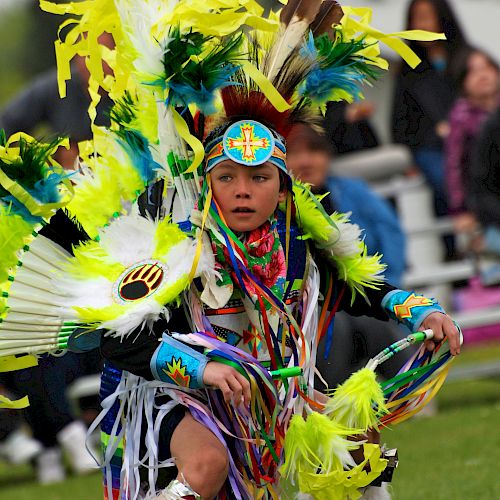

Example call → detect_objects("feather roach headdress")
39 0 444 197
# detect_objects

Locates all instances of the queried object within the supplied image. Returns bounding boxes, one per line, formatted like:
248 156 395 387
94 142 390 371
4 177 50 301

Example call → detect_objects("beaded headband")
205 120 287 175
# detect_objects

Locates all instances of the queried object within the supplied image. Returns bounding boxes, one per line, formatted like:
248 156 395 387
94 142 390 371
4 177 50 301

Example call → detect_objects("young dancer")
97 115 459 498
0 1 461 498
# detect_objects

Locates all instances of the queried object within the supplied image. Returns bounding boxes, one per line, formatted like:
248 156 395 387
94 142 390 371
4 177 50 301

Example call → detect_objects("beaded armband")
381 290 445 332
151 333 208 389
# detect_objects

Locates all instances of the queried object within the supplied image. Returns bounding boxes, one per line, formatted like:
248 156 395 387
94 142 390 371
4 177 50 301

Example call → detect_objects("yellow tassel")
325 368 388 431
280 412 388 499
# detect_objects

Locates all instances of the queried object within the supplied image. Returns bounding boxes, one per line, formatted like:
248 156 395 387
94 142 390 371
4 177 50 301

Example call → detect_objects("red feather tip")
221 87 293 138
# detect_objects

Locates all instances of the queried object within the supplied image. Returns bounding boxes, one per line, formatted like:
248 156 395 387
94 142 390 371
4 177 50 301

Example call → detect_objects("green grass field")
387 342 500 500
0 342 499 499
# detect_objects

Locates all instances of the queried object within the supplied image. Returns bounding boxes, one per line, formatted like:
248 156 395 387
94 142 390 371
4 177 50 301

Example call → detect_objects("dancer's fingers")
234 372 251 407
443 318 461 355
227 376 243 406
218 380 233 404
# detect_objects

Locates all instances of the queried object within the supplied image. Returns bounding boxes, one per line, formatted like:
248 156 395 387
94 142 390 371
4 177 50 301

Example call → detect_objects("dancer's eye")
253 175 267 182
218 175 232 182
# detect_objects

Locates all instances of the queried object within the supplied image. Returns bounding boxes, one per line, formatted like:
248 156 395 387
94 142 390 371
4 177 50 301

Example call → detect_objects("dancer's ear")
278 171 289 203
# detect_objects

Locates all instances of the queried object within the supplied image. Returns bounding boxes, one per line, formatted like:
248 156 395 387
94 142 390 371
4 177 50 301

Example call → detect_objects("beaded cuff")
381 289 445 332
151 333 208 389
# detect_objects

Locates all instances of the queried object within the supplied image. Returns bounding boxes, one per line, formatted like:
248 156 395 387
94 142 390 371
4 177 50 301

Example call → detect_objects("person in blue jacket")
286 121 410 387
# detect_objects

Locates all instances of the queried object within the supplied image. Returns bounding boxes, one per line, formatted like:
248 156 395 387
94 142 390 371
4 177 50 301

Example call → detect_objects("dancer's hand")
203 362 251 407
421 313 461 356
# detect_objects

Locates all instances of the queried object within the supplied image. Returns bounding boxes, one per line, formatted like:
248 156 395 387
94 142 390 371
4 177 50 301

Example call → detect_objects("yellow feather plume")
280 411 388 499
0 207 35 282
66 242 123 281
65 163 124 240
325 367 388 431
153 219 187 259
290 181 385 301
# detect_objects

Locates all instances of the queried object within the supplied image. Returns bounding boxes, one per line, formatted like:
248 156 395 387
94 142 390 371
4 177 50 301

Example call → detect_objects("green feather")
108 91 137 129
315 33 380 81
0 136 65 200
162 28 243 111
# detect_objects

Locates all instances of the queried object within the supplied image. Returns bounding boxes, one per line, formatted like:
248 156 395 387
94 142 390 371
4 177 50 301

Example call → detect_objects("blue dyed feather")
300 32 380 104
301 64 366 102
109 94 161 184
1 197 42 224
116 129 161 184
31 171 71 204
168 67 239 114
301 31 318 62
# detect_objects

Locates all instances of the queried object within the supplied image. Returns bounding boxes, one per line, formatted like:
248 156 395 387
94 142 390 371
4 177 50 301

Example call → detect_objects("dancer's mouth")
232 207 255 213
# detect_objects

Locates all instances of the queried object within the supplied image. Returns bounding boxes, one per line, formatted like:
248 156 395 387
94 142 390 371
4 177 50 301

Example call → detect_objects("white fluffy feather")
98 214 157 267
115 0 178 80
56 276 115 312
101 299 169 338
331 219 364 257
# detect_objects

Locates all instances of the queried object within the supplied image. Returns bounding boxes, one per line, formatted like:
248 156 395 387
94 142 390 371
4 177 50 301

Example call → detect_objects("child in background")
446 47 500 234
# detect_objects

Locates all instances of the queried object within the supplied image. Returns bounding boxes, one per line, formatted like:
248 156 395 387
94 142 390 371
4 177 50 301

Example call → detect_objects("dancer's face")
210 160 286 233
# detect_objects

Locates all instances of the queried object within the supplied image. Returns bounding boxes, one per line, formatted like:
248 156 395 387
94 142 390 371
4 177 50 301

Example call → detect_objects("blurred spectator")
470 106 500 257
324 101 379 155
287 121 410 388
0 354 99 483
0 398 42 466
0 35 114 482
0 32 114 168
445 47 500 235
392 0 467 220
